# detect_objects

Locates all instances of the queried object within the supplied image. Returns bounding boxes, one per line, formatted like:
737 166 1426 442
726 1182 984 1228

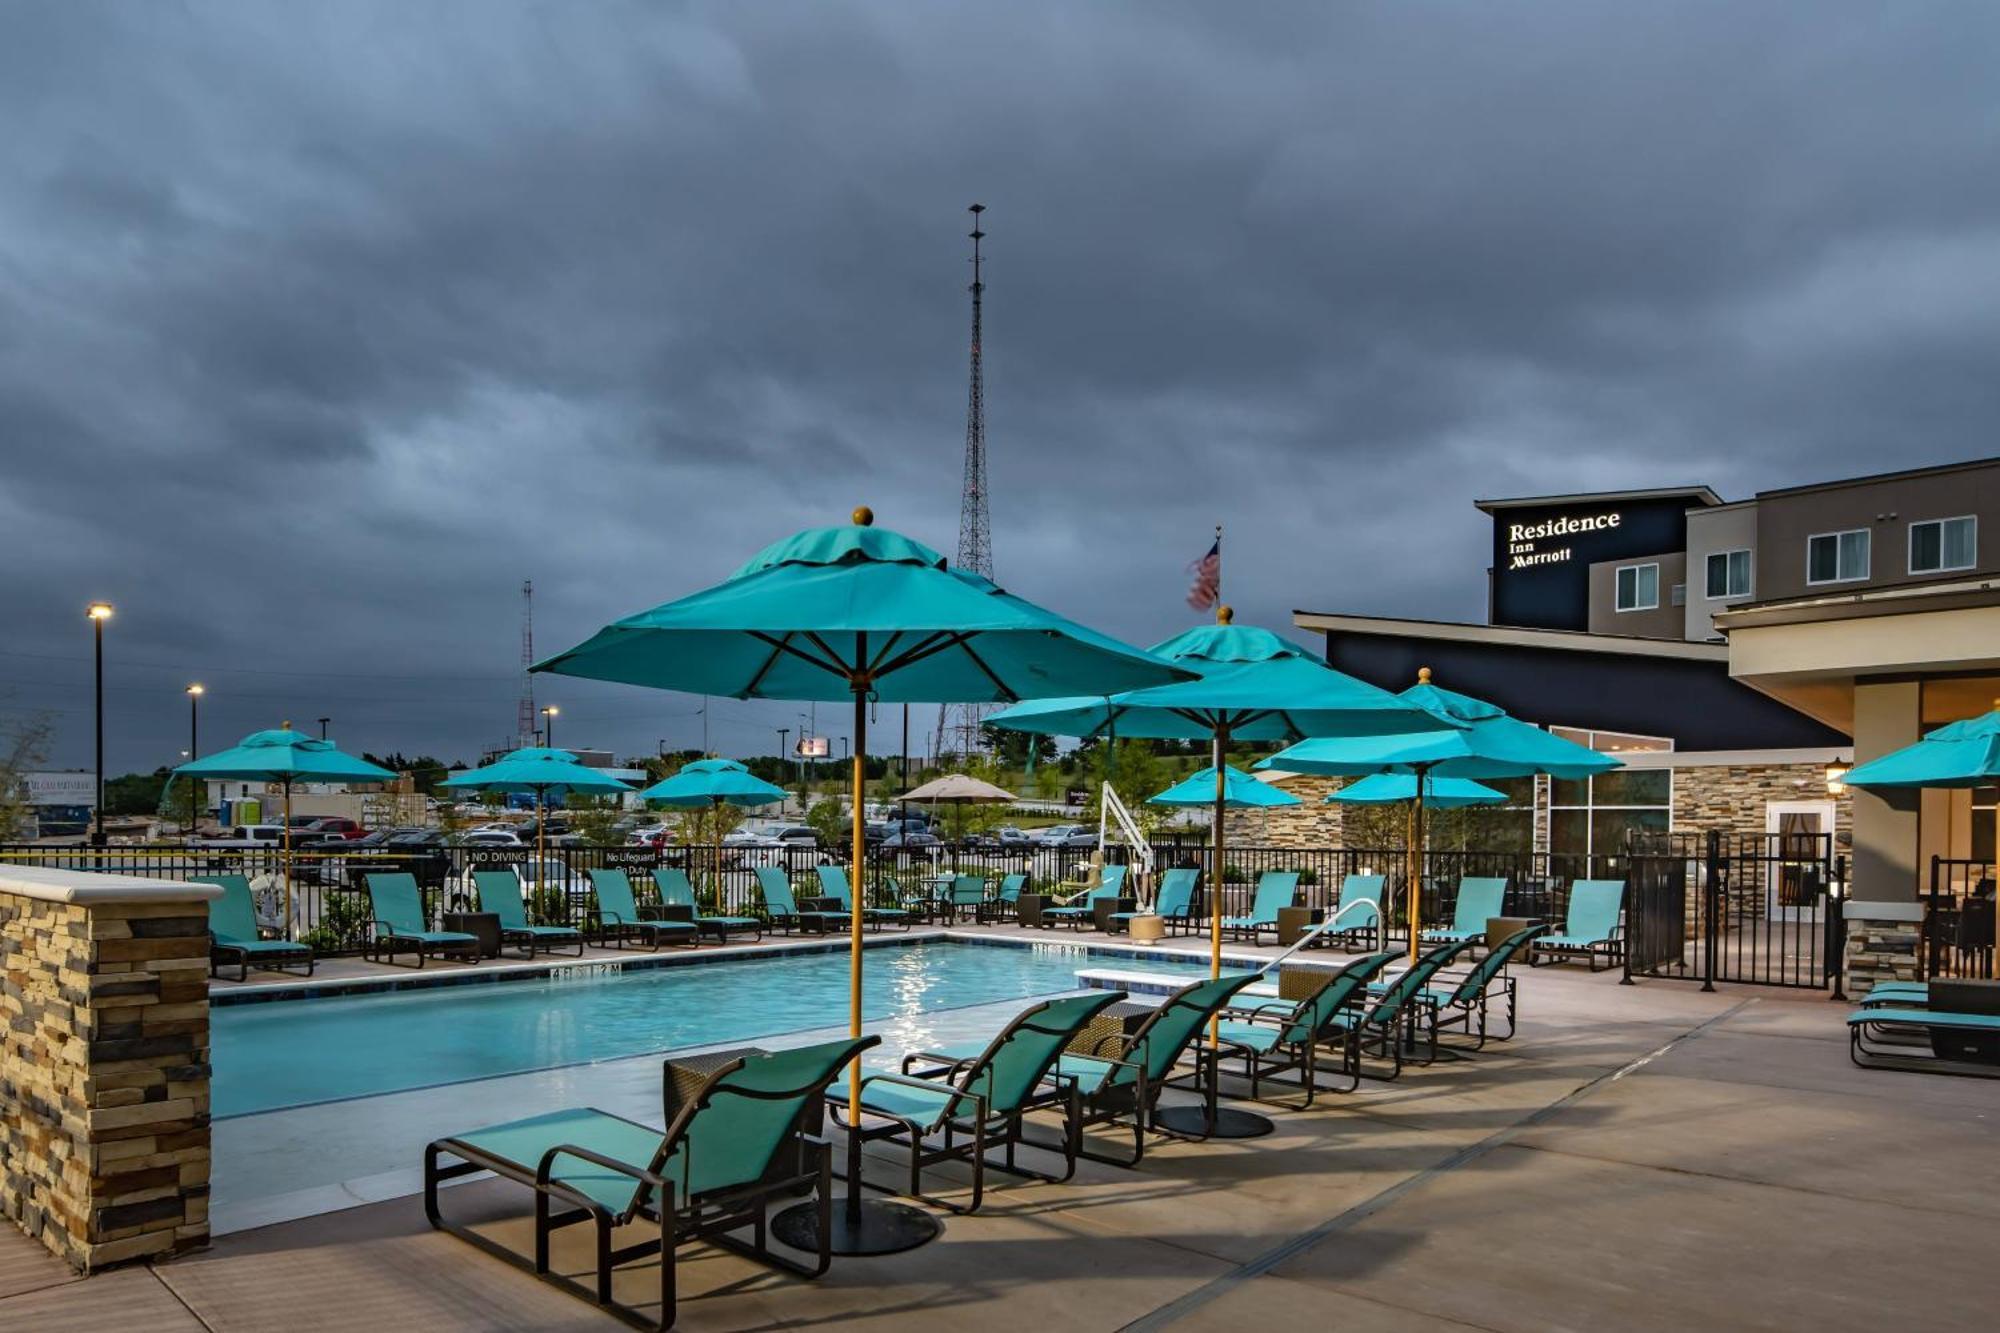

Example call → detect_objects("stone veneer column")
1843 901 1924 992
0 867 220 1271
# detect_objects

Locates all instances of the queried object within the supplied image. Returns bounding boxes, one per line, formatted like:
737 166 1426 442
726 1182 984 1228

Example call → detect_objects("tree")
979 723 1054 771
805 797 846 846
563 794 627 847
0 712 53 838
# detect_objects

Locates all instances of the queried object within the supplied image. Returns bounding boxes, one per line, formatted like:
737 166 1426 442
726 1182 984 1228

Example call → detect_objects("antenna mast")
935 204 993 766
517 580 536 748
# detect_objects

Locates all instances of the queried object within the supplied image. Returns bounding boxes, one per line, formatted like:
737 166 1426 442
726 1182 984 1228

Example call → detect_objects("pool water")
213 941 1215 1118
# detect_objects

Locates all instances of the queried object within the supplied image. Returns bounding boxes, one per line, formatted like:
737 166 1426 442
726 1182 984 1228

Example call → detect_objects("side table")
441 911 502 960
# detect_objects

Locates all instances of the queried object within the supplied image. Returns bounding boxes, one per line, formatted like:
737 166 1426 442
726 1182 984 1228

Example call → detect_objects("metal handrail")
1256 898 1381 975
1098 782 1155 900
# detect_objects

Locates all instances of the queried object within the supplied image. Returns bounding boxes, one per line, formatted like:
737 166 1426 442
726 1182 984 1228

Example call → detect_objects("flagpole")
1214 523 1223 606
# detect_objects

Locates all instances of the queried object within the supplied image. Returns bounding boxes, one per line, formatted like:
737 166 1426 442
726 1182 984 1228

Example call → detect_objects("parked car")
189 824 290 849
1035 824 1099 849
302 817 367 839
457 830 524 847
877 830 942 857
957 824 1034 851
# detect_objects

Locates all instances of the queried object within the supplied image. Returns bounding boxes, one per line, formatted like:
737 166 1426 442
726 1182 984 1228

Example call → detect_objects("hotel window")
1806 529 1870 585
1704 548 1752 600
1548 728 1672 864
1909 516 1975 575
1614 563 1658 612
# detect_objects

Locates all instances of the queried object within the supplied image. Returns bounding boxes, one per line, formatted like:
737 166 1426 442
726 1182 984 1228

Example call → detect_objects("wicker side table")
1065 1000 1154 1057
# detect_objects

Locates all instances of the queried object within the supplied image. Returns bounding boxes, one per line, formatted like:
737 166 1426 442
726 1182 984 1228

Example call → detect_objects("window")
1614 563 1659 612
1807 529 1870 584
1547 727 1673 865
1705 548 1752 600
1909 516 1976 575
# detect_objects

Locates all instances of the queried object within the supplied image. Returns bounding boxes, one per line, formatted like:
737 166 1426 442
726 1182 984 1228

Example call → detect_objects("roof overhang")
1715 580 2000 732
1474 486 1723 515
1292 611 1729 663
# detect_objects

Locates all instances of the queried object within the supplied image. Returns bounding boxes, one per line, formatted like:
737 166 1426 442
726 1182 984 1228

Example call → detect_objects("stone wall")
1671 762 1853 854
1220 773 1345 849
1843 903 1924 993
1 870 218 1272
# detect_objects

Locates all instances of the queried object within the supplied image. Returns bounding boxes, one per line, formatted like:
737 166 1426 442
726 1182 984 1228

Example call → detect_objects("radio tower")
934 204 992 767
516 580 537 748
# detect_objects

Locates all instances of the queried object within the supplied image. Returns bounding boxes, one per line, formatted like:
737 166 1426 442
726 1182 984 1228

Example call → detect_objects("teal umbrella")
534 507 1191 1253
1325 772 1509 808
990 608 1457 1139
443 747 632 884
1148 764 1302 809
1260 668 1619 962
173 726 397 930
636 759 787 905
1845 702 2000 980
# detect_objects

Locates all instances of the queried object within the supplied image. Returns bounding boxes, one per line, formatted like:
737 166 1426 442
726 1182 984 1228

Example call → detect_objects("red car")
304 817 367 839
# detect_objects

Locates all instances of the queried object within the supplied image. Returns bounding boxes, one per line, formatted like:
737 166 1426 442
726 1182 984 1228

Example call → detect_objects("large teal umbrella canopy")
637 758 786 807
987 615 1450 742
533 516 1190 702
1326 772 1508 808
1148 765 1302 809
533 508 1191 1254
1844 708 2000 789
441 748 632 797
1259 670 1621 780
174 728 397 785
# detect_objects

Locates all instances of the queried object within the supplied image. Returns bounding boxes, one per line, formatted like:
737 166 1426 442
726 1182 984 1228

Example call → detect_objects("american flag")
1186 536 1221 611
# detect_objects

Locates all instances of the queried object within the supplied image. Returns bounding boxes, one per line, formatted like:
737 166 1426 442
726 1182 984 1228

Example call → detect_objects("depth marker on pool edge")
1117 999 1756 1331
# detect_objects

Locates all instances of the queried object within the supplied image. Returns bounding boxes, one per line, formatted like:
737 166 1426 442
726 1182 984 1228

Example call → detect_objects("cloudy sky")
5 2 1999 774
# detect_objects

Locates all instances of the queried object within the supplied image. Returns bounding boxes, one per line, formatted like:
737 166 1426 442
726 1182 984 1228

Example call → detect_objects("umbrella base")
1153 1104 1275 1139
770 1195 941 1256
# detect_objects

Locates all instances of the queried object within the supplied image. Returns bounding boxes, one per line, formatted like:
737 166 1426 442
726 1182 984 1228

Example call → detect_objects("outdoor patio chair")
652 867 763 943
934 873 988 924
1213 950 1398 1103
978 871 1028 922
1848 1006 2000 1078
754 865 848 935
425 1033 878 1331
838 991 1126 1212
586 868 700 951
1039 864 1128 929
1349 937 1486 1076
473 868 585 959
199 872 315 982
1420 923 1551 1049
816 864 912 930
1420 876 1509 949
1222 870 1300 943
1329 873 1385 950
1858 981 1931 1007
1107 867 1199 934
1530 879 1627 971
364 871 480 968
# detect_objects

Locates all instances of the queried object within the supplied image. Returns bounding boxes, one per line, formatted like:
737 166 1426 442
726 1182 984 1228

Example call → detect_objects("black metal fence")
1925 857 1996 980
1623 830 1845 993
1 837 1650 958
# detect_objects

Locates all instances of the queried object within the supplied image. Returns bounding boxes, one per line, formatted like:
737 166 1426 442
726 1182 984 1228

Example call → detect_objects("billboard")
795 736 831 758
24 771 96 808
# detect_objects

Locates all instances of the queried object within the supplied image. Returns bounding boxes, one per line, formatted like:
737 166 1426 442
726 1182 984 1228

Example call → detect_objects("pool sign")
1506 511 1622 570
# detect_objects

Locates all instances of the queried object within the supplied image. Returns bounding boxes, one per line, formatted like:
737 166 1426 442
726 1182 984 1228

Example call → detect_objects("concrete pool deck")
10 956 1998 1329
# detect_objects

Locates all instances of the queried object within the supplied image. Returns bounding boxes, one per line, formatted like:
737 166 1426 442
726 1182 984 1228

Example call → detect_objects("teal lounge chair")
979 871 1028 922
652 868 763 943
1859 982 1931 1007
426 1034 878 1330
1214 951 1397 1104
935 873 987 924
1849 1007 2000 1078
1107 867 1198 934
1223 871 1300 942
586 868 699 951
1421 876 1509 948
1530 879 1626 971
1412 923 1550 1050
365 872 480 968
817 864 912 930
1040 864 1127 930
1346 937 1485 1076
842 991 1126 1211
754 865 847 935
473 869 584 958
1329 874 1385 950
200 873 314 982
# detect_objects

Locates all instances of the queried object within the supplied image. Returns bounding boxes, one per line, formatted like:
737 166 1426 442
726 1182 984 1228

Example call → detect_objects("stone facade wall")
1671 762 1853 855
1844 908 1924 993
1 883 213 1272
1221 773 1345 849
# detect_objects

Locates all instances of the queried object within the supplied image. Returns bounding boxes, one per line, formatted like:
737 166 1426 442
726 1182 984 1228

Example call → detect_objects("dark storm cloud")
4 1 1999 771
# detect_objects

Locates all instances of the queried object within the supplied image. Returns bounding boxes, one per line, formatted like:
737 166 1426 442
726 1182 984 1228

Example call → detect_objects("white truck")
188 824 291 849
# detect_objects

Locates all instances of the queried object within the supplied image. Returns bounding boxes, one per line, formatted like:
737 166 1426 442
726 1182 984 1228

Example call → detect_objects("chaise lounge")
1222 871 1300 943
473 868 586 958
200 872 315 982
652 867 763 942
1420 876 1509 949
1530 879 1626 971
754 865 849 935
365 871 481 968
587 868 700 951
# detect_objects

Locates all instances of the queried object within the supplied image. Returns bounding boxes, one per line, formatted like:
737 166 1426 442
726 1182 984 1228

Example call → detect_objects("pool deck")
11 942 1999 1329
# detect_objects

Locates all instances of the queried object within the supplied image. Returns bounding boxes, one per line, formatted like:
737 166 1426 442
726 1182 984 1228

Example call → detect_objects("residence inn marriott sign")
1478 487 1722 632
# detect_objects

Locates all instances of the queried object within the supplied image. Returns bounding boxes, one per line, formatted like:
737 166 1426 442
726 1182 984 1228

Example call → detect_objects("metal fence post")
1701 829 1721 992
1827 854 1847 1001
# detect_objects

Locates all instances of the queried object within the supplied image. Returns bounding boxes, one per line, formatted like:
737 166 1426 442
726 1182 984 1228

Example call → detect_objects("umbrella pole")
772 674 939 1255
536 787 546 924
1408 767 1429 966
283 780 293 939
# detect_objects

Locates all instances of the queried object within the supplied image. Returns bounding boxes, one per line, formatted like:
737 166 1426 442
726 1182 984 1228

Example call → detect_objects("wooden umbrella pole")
845 674 869 1220
283 780 294 940
1209 728 1228 1045
536 787 546 920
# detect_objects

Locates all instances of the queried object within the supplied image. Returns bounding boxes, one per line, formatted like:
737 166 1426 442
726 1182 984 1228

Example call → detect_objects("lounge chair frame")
1529 879 1627 972
1213 951 1398 1104
1038 866 1129 931
365 872 481 969
200 873 316 982
588 868 700 952
651 868 763 944
425 1036 875 1331
753 866 848 936
473 869 586 960
1848 1008 2000 1079
1221 871 1301 944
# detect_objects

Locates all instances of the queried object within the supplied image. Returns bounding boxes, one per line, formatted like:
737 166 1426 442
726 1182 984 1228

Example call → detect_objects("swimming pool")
213 940 1217 1118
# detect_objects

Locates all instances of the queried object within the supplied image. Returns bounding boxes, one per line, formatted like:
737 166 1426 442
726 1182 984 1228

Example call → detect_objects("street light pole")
316 716 330 741
540 706 558 750
187 684 204 760
87 603 113 846
777 728 791 815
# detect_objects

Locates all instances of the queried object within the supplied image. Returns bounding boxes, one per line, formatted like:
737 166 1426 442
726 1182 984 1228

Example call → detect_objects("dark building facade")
1481 486 1720 632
